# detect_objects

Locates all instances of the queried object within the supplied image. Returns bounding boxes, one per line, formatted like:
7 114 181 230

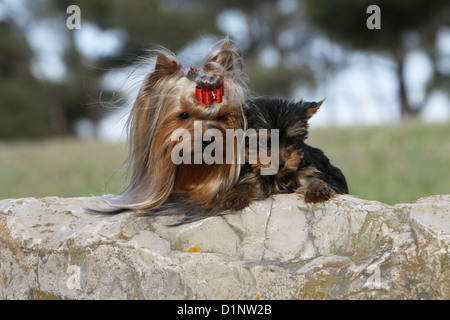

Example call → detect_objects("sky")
1 0 449 142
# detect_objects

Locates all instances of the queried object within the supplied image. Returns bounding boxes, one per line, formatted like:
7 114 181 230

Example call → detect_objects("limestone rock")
0 194 449 299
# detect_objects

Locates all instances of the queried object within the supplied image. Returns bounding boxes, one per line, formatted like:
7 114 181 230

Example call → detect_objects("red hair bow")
190 67 224 106
195 82 224 106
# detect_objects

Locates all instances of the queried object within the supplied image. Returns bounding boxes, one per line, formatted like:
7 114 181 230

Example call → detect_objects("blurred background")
0 0 449 204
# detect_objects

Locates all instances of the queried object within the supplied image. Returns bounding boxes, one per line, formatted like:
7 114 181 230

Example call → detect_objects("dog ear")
147 54 181 88
303 98 326 120
205 41 234 72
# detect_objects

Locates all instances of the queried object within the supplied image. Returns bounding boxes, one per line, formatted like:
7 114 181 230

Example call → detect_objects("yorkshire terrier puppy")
150 97 348 224
90 40 249 216
228 97 349 208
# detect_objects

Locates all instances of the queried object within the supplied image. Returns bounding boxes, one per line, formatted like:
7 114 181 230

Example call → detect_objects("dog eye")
178 112 190 120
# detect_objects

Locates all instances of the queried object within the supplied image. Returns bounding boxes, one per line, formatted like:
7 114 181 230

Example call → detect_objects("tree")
302 0 450 118
5 0 446 140
0 20 54 139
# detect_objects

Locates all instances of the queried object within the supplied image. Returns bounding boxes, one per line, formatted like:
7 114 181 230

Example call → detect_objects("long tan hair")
100 39 250 212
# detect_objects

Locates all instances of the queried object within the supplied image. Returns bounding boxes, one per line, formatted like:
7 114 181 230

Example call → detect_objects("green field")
0 120 448 205
0 139 127 199
307 120 449 204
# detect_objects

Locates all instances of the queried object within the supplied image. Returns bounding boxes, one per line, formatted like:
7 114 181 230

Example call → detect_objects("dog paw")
222 198 252 211
304 179 336 203
218 185 255 211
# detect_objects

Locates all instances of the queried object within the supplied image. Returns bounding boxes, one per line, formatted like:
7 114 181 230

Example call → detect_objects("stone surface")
0 194 449 300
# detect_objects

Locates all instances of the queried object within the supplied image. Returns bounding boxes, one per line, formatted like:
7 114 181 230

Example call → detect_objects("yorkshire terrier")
229 97 349 207
90 40 249 216
149 97 348 224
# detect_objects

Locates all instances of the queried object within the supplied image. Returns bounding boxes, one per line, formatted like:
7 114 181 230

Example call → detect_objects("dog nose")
278 161 285 169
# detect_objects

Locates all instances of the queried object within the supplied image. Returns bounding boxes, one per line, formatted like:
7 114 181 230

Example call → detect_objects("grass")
0 120 448 204
307 120 450 204
0 138 127 199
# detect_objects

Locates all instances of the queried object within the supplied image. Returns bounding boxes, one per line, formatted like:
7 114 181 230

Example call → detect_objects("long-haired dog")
91 40 249 216
149 97 348 224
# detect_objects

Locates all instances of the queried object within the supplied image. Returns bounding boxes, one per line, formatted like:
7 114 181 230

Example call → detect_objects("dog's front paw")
219 184 257 211
304 179 336 203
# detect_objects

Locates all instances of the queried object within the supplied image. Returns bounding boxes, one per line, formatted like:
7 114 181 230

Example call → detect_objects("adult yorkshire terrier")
93 40 249 216
150 97 348 224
